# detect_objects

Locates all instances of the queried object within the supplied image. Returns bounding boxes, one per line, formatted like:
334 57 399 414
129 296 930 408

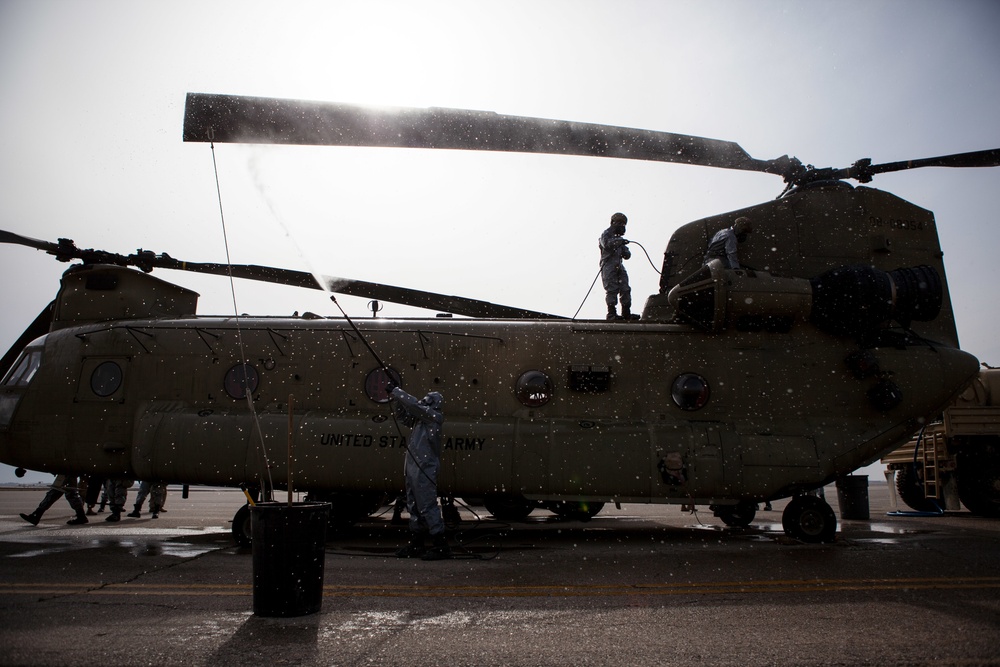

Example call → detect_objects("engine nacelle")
667 260 942 337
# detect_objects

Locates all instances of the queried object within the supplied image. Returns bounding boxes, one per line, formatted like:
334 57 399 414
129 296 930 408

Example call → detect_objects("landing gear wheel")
782 495 837 543
483 494 536 521
895 464 940 512
232 503 252 547
712 500 757 527
549 501 605 521
305 491 385 532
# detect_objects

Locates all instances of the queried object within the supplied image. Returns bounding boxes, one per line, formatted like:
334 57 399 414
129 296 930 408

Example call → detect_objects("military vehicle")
1 93 996 545
882 364 1000 517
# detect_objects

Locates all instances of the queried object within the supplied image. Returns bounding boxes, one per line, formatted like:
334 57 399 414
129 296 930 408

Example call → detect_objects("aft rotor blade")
842 148 1000 181
183 92 778 174
876 148 1000 171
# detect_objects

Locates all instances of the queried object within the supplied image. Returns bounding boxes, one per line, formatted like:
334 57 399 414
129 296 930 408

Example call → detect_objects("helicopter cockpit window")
516 370 553 408
2 349 42 388
224 362 260 400
671 373 710 411
365 366 403 404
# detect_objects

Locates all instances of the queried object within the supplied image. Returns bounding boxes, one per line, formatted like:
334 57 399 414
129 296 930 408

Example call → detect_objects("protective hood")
422 391 444 410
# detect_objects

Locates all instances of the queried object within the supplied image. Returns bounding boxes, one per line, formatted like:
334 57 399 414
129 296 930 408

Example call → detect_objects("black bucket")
835 475 870 520
250 501 331 617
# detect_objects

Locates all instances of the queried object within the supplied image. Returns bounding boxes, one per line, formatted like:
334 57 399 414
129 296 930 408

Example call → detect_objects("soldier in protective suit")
599 212 638 320
704 216 753 269
387 383 451 560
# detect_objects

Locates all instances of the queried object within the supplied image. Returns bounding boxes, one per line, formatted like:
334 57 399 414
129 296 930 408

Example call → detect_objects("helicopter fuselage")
0 288 977 507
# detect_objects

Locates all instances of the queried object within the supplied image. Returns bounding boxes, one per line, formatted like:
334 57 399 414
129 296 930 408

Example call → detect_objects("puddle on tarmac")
865 522 924 535
4 530 229 559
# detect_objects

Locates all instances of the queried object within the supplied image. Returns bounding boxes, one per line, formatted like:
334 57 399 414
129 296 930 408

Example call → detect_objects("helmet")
610 212 628 225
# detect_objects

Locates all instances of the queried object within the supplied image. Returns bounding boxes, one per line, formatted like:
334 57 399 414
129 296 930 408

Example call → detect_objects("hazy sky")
1 0 998 484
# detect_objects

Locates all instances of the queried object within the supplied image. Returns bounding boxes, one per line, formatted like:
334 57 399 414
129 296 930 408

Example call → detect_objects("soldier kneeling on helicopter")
704 216 753 270
386 380 452 560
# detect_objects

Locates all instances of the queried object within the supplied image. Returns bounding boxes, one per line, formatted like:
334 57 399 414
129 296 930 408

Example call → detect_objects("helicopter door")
73 356 133 466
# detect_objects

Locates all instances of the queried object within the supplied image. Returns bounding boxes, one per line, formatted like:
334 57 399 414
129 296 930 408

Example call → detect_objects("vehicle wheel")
712 500 757 527
957 445 1000 517
306 491 386 531
781 495 837 543
549 501 605 521
483 494 536 520
232 503 252 547
895 464 940 512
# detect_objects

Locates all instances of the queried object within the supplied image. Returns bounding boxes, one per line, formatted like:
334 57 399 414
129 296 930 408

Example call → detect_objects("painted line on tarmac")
3 576 999 598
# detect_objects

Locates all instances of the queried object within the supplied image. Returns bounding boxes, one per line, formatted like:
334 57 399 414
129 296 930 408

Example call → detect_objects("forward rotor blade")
0 229 63 254
0 229 557 319
183 92 778 174
160 258 560 319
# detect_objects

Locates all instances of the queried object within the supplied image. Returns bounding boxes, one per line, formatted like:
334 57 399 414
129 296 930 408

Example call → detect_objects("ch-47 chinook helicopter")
1 93 996 544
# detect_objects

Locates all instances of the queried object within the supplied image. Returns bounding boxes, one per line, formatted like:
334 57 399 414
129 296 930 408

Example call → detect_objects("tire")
895 464 941 512
549 501 605 521
712 500 757 527
956 445 1000 517
232 503 252 547
305 491 385 530
483 494 536 521
782 495 837 543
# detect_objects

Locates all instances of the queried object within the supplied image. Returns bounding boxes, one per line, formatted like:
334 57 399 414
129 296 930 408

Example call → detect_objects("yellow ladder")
919 430 943 499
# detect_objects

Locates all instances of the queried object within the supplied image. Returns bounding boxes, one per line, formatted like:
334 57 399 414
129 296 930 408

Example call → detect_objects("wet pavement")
1 484 998 666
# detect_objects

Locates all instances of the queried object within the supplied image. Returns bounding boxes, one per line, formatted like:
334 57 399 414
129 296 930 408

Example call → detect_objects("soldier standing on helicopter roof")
599 212 639 320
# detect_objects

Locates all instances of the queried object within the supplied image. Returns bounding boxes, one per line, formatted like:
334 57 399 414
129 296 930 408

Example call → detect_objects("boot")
19 512 40 526
67 511 89 525
126 505 141 518
422 533 452 561
395 533 426 558
442 499 461 528
106 506 122 522
606 308 620 321
390 498 406 526
622 308 640 320
86 505 96 516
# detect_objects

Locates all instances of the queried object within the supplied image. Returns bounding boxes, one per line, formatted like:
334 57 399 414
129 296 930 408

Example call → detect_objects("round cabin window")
671 373 710 411
224 363 260 400
365 366 403 404
516 370 553 408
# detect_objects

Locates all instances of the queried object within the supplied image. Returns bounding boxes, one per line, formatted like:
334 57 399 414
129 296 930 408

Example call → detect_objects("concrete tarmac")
0 483 998 666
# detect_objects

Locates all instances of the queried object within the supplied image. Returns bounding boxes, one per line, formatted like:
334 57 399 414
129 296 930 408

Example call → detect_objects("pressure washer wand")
329 294 390 372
